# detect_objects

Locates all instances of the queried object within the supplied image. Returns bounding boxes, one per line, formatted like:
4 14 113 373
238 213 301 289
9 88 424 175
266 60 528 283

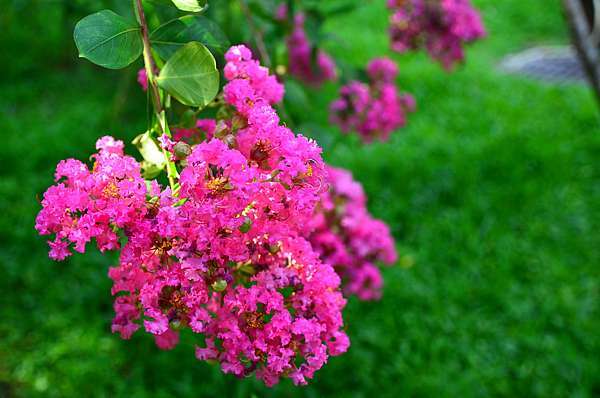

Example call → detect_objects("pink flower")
158 134 175 153
35 136 148 260
154 329 180 350
137 68 148 91
173 119 217 142
387 0 485 69
37 45 349 387
286 13 337 86
275 4 288 21
330 58 415 142
367 58 398 83
308 166 397 300
224 45 284 104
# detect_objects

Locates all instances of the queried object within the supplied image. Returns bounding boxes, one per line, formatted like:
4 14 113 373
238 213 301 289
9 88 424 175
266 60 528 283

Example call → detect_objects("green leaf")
170 0 207 12
150 15 230 60
156 42 219 107
139 161 165 179
132 132 166 178
73 10 142 69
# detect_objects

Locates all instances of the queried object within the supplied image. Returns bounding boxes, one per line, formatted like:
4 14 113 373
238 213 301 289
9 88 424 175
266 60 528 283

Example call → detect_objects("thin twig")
591 0 600 44
134 0 163 115
239 0 272 68
133 0 179 192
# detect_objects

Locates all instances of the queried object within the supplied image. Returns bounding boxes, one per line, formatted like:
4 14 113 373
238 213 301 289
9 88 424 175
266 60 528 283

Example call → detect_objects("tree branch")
239 0 272 68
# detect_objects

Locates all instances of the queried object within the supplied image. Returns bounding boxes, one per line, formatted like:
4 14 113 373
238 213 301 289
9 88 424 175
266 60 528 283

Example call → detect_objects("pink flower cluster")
387 0 486 69
36 45 349 386
173 119 216 143
330 57 415 142
308 166 397 300
35 136 147 261
286 12 338 86
164 51 401 300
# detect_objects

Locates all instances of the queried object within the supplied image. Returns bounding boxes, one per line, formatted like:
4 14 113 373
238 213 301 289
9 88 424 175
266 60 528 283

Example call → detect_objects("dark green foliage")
156 42 220 107
0 0 598 396
170 0 207 13
150 15 230 59
74 10 143 69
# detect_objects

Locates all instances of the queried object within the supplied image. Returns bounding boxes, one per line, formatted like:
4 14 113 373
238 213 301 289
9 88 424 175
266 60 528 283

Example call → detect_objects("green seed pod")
223 134 236 148
268 243 281 254
174 141 192 160
239 216 252 233
214 120 229 138
211 279 227 292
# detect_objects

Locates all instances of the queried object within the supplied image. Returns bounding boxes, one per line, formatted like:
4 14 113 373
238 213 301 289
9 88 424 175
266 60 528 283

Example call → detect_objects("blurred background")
1 0 599 396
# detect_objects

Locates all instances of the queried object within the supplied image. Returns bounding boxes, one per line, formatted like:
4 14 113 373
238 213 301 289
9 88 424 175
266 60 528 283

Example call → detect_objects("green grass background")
1 0 599 396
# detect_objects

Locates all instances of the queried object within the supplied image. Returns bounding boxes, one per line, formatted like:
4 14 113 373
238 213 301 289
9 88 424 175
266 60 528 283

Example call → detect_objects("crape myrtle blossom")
308 166 397 300
138 47 400 300
36 45 349 386
286 12 338 86
330 57 415 142
34 0 488 387
173 119 217 143
387 0 486 69
35 136 150 261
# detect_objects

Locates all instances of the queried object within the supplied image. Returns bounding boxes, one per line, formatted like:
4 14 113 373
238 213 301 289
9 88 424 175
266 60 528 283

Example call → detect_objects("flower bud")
223 134 236 148
231 115 247 132
214 120 229 138
173 141 192 160
239 217 252 233
211 279 227 292
268 243 281 254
